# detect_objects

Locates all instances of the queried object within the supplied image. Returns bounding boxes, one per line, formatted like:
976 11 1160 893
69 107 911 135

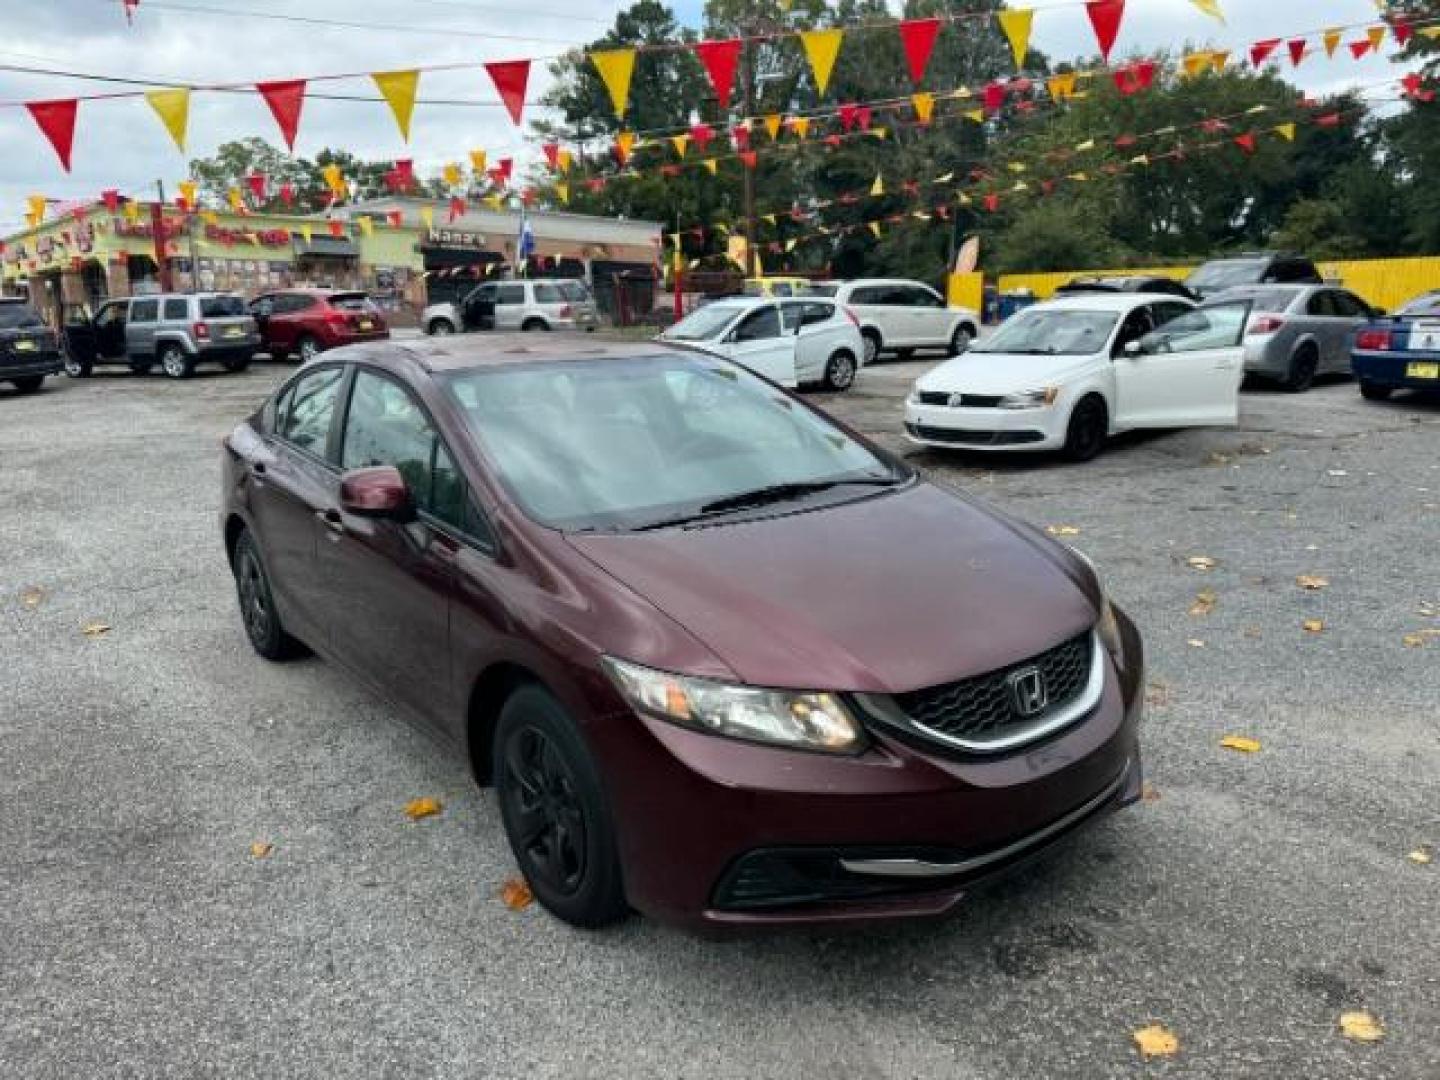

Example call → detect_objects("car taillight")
843 306 860 327
193 322 210 340
1247 315 1285 336
1355 328 1392 351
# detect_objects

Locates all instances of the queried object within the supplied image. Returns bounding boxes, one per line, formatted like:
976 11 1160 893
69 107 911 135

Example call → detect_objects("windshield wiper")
631 477 904 532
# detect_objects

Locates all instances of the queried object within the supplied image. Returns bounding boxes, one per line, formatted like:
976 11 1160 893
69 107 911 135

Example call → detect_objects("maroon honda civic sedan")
221 336 1144 931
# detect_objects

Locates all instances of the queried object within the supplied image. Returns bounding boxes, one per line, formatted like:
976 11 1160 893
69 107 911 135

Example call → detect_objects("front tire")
1282 345 1318 393
63 352 92 378
521 318 550 332
822 350 857 391
160 344 193 379
9 375 44 394
1359 380 1393 401
428 319 455 336
495 686 627 929
861 330 881 366
233 530 305 660
1063 395 1109 462
951 324 975 355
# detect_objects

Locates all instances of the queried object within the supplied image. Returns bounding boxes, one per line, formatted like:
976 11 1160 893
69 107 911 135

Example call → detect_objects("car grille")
892 633 1093 744
916 391 1004 408
906 423 1045 446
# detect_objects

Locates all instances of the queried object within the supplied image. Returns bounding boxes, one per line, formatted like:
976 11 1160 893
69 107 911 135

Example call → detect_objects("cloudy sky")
0 0 1411 232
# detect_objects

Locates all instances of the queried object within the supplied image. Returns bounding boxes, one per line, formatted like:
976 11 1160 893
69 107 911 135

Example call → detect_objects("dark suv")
1 298 63 394
1185 252 1322 299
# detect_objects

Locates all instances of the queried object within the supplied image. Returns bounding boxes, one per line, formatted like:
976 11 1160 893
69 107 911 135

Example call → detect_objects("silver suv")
62 293 260 379
423 279 600 335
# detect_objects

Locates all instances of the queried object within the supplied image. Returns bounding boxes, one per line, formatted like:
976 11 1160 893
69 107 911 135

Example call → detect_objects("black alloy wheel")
495 686 626 928
1283 346 1319 393
63 351 92 378
233 530 303 660
1063 395 1108 462
823 350 857 391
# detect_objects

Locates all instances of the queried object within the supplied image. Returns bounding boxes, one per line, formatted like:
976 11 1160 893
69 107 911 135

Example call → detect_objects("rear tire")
495 686 627 929
861 330 881 366
822 350 857 391
160 344 193 379
1063 395 1109 462
63 352 92 378
297 335 322 363
521 318 550 332
951 324 975 355
428 319 455 336
1282 345 1318 393
10 375 44 394
233 530 306 661
1359 380 1393 401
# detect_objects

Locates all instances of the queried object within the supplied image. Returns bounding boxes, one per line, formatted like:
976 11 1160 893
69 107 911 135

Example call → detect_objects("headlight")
998 387 1060 409
602 657 866 754
1068 547 1124 657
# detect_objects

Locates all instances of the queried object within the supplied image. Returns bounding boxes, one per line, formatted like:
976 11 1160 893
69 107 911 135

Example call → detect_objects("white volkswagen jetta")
904 293 1252 461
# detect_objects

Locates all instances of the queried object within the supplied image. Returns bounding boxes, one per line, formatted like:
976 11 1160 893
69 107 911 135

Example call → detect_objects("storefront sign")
425 229 489 250
112 218 183 241
205 225 292 248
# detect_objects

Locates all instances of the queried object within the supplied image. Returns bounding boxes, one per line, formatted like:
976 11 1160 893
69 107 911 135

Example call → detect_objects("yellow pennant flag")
200 210 219 226
300 224 313 244
1182 51 1211 78
356 215 374 237
322 164 346 198
615 130 636 163
419 207 434 231
590 49 637 118
934 171 954 184
791 117 810 139
1047 72 1077 101
965 108 985 123
703 159 718 175
763 113 782 140
958 193 972 206
671 133 689 158
371 70 419 142
557 149 573 172
1189 0 1225 22
1075 138 1096 151
146 88 191 153
912 211 931 221
1246 103 1270 114
762 213 777 226
1323 28 1343 56
1007 161 1027 172
870 126 888 140
483 194 505 211
1012 181 1028 192
912 92 935 123
1209 50 1230 71
555 182 569 205
1274 122 1296 141
27 194 47 220
1129 154 1150 166
124 201 142 223
1420 26 1440 41
1366 26 1386 51
227 187 244 211
869 173 885 197
867 221 882 239
469 149 487 174
443 162 463 187
996 9 1034 69
1067 171 1089 182
784 238 797 253
178 180 197 206
800 29 844 95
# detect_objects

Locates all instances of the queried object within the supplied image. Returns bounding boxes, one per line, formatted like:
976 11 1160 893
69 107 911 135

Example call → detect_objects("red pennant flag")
395 159 415 188
586 177 606 193
983 193 1001 213
449 196 466 222
327 219 344 238
660 164 681 177
739 151 758 170
256 80 305 150
898 18 942 84
1348 39 1371 59
1392 18 1413 46
824 133 842 148
857 105 872 131
498 157 514 180
279 182 295 207
1287 39 1307 67
123 0 139 21
384 169 403 192
983 82 1006 113
690 123 715 152
1234 132 1257 153
542 142 560 170
732 124 751 151
1085 0 1126 63
387 210 403 227
839 104 859 131
101 189 120 212
26 99 79 172
485 60 530 126
521 188 536 207
246 173 267 202
694 39 742 109
1250 39 1281 67
1114 133 1138 148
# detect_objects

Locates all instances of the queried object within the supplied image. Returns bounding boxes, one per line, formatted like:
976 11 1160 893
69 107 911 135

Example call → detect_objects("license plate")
14 339 36 352
358 320 373 331
223 327 243 339
1405 361 1439 379
1411 321 1440 352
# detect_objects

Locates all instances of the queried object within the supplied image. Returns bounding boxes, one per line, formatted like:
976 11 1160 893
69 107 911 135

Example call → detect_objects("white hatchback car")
660 296 866 390
805 279 981 365
904 293 1252 461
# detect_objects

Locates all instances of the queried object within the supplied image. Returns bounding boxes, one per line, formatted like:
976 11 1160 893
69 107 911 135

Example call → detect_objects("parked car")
1184 252 1322 299
1204 284 1374 392
249 289 389 363
1350 290 1440 400
802 278 980 364
423 279 599 336
742 276 811 298
63 293 259 379
904 293 1251 461
1 298 63 394
221 334 1144 930
660 296 865 390
1056 275 1198 302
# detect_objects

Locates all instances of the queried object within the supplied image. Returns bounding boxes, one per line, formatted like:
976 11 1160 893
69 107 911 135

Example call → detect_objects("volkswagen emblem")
1006 666 1048 718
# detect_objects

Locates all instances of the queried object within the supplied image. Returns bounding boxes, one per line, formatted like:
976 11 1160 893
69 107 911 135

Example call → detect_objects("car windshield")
200 296 246 318
1398 294 1440 317
1209 287 1299 313
0 303 44 329
328 293 372 311
1186 259 1267 288
444 355 903 531
803 284 838 297
663 305 745 341
972 308 1120 356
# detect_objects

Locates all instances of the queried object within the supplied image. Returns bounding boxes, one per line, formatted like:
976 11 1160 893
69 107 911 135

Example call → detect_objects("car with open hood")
221 335 1144 931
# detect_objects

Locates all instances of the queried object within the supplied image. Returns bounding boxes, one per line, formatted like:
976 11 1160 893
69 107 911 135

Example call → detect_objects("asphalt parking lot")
2 353 1437 1079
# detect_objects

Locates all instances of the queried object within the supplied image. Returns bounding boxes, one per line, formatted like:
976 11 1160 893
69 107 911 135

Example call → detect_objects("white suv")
806 279 979 364
423 279 600 335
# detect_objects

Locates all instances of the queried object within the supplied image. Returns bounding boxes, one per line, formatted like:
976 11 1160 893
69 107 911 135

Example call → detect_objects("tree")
188 140 440 213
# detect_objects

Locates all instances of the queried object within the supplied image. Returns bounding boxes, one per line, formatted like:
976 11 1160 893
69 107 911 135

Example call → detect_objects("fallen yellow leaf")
1243 626 1263 639
1186 638 1206 648
1302 619 1325 634
81 621 111 638
1186 556 1217 571
1220 735 1262 753
1141 782 1161 802
21 586 45 610
1408 845 1433 866
1402 633 1426 649
250 841 273 859
500 876 534 911
1189 589 1217 617
1296 574 1329 591
404 797 442 821
1338 1010 1384 1043
1133 1023 1179 1059
1144 682 1171 707
1045 525 1081 537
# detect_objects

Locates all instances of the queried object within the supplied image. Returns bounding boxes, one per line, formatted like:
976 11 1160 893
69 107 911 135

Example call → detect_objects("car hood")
915 352 1100 394
565 483 1096 693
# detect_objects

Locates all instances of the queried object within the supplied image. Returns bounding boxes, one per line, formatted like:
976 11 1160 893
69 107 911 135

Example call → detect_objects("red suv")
221 336 1144 931
249 289 389 362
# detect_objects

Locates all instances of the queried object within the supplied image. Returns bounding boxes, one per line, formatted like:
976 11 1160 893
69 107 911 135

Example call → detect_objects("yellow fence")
946 271 985 313
994 256 1440 314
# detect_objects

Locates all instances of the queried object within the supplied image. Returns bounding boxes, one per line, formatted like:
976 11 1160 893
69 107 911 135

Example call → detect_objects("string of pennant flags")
7 0 1435 177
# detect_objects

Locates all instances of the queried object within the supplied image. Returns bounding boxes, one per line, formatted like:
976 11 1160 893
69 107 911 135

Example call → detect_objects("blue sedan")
1352 290 1440 400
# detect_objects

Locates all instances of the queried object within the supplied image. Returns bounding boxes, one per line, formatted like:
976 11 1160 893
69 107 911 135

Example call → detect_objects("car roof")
369 334 694 375
835 278 931 287
1032 293 1184 313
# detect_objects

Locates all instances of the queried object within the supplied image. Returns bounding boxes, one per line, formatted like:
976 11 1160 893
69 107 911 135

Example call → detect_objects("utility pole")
152 179 173 292
740 37 759 278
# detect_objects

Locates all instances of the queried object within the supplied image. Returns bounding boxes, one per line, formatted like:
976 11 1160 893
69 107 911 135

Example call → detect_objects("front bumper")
2 352 64 379
595 608 1145 931
903 402 1063 451
1352 350 1440 390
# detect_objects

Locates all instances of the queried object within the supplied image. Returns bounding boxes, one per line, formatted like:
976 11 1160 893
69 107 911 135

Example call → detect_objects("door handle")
317 508 345 535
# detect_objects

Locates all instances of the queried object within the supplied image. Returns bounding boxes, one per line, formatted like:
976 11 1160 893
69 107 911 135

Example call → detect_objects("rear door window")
130 300 159 323
201 295 246 318
733 305 782 341
558 282 591 302
533 283 563 304
496 285 526 306
163 299 189 321
1330 291 1369 318
1306 291 1338 317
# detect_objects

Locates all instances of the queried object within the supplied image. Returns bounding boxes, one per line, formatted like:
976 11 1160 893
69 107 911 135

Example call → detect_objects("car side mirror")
340 466 415 522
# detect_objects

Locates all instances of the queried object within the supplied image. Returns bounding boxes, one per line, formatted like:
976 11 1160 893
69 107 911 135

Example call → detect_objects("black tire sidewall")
1286 348 1318 392
161 346 191 379
824 351 856 390
1064 397 1108 462
234 531 287 659
494 686 626 928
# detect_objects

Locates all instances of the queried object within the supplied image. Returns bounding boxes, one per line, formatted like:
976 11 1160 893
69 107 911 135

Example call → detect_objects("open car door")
723 304 798 387
1115 300 1251 428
